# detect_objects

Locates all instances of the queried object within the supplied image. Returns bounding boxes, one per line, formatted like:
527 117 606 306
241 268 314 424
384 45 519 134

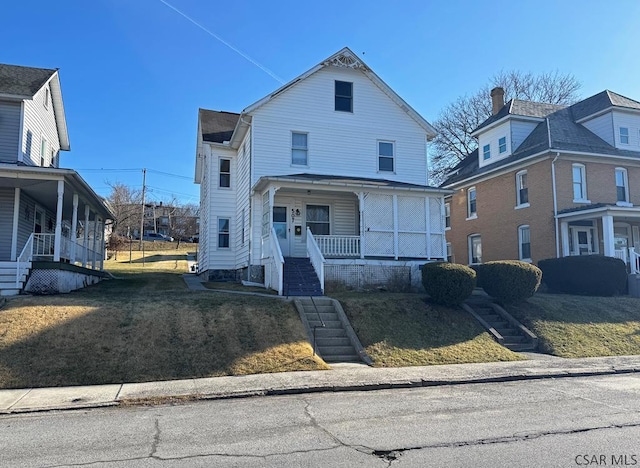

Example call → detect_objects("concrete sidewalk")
1 355 639 414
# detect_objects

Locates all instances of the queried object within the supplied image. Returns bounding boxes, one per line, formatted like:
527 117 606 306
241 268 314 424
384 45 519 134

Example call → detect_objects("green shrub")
538 255 627 296
476 260 542 304
422 262 476 306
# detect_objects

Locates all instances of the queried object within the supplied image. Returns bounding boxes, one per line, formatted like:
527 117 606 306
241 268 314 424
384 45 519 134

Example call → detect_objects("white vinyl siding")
478 122 510 168
510 120 539 151
251 66 429 186
0 101 21 163
22 84 61 166
581 113 614 145
612 111 640 152
235 131 252 268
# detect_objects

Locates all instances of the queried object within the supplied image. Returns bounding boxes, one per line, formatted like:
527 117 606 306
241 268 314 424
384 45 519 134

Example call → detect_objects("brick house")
441 88 640 274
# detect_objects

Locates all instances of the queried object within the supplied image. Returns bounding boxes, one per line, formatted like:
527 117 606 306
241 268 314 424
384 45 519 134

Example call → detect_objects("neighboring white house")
195 48 451 294
0 63 112 295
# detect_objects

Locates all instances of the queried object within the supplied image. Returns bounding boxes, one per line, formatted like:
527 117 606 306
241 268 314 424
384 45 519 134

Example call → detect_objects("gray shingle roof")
199 109 240 143
263 173 444 191
0 63 56 97
473 99 565 133
442 90 640 187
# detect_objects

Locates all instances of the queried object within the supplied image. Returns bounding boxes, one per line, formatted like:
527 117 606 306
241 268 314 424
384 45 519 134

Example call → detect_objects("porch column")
392 195 399 260
10 188 21 261
99 218 105 270
560 221 570 257
83 206 90 267
602 214 615 258
92 216 99 269
358 192 365 259
53 180 64 262
70 194 79 264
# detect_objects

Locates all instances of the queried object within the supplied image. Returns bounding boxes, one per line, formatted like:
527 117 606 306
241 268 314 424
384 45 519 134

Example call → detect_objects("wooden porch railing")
314 235 360 258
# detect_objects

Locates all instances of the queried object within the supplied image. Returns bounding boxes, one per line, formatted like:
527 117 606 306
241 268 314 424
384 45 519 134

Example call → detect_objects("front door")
273 206 289 256
573 227 593 255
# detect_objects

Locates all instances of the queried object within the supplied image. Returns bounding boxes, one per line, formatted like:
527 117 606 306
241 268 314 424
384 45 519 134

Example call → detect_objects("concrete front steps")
294 297 373 364
463 295 538 352
0 261 29 297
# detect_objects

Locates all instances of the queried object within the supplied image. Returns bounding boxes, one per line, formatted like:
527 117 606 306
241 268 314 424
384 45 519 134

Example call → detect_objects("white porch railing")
306 228 325 294
28 233 103 268
264 227 284 295
16 234 34 288
314 235 360 258
630 248 640 275
615 249 628 264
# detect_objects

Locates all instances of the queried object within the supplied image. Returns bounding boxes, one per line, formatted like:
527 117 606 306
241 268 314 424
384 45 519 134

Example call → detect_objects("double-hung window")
218 218 230 248
518 225 531 261
483 144 491 160
335 81 353 112
291 132 308 165
219 159 231 188
306 205 330 235
445 203 451 229
378 141 394 172
467 187 477 218
468 234 482 264
572 164 587 202
40 136 48 167
499 137 507 154
620 127 629 144
516 170 529 206
615 167 629 203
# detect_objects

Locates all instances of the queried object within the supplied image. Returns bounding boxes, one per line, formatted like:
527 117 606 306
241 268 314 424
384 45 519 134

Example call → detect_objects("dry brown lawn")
0 251 327 389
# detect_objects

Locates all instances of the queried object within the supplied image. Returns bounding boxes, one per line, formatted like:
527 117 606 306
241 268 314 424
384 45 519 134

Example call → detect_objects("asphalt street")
2 373 640 467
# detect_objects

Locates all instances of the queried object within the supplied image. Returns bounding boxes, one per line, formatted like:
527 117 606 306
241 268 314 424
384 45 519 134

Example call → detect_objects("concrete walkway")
1 355 639 414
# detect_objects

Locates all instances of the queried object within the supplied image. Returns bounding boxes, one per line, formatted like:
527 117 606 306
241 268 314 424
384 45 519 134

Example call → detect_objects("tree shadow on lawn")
129 254 186 264
0 280 324 390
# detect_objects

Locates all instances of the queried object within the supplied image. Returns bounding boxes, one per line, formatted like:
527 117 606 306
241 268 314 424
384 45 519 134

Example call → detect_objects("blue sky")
3 0 640 204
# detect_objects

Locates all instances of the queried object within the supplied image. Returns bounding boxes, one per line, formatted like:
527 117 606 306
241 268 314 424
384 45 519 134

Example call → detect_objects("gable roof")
199 109 240 143
442 90 640 187
226 47 436 146
0 63 70 151
0 63 57 98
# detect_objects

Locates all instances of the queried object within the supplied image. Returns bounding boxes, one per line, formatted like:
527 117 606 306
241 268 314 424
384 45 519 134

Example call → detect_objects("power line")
147 169 192 180
156 0 285 84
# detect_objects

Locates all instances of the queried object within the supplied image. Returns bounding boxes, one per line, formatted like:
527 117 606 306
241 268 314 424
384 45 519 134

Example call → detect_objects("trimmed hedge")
476 260 542 304
422 262 476 306
538 255 627 296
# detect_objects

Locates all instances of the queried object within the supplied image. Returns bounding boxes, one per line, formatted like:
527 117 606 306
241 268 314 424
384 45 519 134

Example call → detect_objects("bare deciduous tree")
105 182 142 238
430 70 581 185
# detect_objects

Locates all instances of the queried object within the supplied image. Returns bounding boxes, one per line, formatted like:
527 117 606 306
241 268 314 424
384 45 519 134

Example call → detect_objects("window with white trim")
467 187 477 218
615 167 629 203
219 158 230 188
620 127 629 144
445 203 451 229
516 170 529 206
499 137 507 153
218 218 230 248
40 136 48 167
44 87 50 109
306 205 330 235
335 80 353 112
378 141 394 172
291 132 308 165
483 144 491 160
468 234 482 264
518 225 531 261
446 242 452 263
572 163 587 201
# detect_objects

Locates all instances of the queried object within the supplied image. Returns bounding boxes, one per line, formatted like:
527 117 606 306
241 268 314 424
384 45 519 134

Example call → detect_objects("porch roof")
253 173 452 195
0 163 113 220
557 203 640 221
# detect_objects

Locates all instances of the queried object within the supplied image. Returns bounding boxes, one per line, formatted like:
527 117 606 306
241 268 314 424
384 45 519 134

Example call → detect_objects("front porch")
558 205 640 274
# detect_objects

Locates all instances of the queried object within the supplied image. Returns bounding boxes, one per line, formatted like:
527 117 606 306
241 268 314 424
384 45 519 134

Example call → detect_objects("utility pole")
139 168 146 250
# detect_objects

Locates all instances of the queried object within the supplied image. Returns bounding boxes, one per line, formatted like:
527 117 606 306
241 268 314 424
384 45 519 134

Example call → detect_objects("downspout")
247 119 254 281
548 117 560 258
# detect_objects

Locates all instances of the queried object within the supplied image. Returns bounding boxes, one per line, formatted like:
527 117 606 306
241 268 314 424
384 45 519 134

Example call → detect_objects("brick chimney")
491 87 505 115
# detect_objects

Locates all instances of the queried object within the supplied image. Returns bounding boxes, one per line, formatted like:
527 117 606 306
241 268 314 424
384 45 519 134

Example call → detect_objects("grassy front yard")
509 294 640 358
334 292 523 366
0 251 327 389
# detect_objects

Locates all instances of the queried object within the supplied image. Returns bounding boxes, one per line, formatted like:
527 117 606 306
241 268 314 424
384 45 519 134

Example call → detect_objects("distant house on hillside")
442 87 640 277
195 47 451 295
0 63 112 295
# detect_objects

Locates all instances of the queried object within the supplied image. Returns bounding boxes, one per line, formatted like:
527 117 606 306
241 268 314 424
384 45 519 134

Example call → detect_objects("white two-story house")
0 63 112 295
195 48 450 295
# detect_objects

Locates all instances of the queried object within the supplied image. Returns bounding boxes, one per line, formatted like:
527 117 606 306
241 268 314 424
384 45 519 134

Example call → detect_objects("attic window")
44 88 50 109
620 127 629 144
499 137 507 153
483 144 491 160
335 81 353 112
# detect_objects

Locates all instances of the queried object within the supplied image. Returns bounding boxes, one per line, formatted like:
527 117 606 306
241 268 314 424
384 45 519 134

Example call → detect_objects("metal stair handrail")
310 296 326 356
16 233 34 288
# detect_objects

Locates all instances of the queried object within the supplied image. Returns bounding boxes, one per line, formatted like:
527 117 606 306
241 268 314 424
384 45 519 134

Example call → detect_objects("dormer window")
335 81 353 112
499 137 507 154
620 127 629 144
483 144 491 160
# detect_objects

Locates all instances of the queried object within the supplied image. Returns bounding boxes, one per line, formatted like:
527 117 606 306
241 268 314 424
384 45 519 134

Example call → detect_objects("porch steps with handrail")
0 262 30 296
294 297 372 364
283 257 323 296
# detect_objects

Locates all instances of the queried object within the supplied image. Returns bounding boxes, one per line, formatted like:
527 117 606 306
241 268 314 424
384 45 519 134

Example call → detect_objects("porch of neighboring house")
255 175 449 295
557 205 640 275
0 165 112 296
